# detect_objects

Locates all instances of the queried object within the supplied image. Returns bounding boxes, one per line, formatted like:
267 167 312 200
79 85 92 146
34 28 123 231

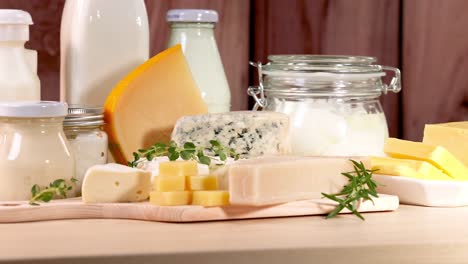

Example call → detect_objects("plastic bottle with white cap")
0 9 40 102
167 9 231 113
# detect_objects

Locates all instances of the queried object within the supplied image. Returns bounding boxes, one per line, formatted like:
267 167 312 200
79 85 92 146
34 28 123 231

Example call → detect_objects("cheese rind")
370 156 452 180
186 175 218 191
384 138 468 180
171 111 291 158
150 191 192 206
192 191 229 207
154 176 185 191
423 122 468 167
104 45 207 164
82 164 151 203
228 156 365 206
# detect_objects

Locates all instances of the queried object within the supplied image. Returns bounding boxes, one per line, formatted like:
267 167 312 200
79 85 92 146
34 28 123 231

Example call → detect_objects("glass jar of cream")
0 101 75 201
64 106 108 192
249 55 402 156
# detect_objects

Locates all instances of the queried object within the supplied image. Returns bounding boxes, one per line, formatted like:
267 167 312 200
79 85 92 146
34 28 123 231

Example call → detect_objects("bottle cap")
0 9 33 41
166 9 218 23
64 105 105 127
0 101 68 118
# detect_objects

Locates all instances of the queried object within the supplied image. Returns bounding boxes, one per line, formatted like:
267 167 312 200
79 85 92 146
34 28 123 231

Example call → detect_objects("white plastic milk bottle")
60 0 149 107
167 9 231 113
0 10 40 101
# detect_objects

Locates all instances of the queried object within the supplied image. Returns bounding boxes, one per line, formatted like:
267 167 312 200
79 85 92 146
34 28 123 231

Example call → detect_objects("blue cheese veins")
171 111 291 158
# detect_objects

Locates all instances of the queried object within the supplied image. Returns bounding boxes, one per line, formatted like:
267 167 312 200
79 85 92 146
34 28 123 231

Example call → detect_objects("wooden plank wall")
0 0 466 140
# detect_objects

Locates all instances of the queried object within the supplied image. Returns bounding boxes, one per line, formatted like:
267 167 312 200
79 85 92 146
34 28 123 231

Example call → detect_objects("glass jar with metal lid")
63 106 108 192
248 55 401 156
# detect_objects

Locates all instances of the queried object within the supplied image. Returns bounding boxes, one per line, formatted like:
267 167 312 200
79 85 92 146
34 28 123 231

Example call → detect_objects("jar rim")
64 106 104 127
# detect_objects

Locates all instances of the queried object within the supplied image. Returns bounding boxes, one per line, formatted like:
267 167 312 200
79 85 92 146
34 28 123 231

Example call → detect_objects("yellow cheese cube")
192 191 230 207
384 138 468 180
154 175 185 191
370 156 452 180
186 175 218 191
423 122 468 167
150 191 192 206
159 160 198 177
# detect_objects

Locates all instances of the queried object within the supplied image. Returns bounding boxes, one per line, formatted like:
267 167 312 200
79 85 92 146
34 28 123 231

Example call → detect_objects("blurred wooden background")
0 0 467 140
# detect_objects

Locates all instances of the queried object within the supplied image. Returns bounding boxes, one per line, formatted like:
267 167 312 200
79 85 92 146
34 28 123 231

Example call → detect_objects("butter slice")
186 175 218 191
154 175 185 191
423 122 468 167
228 156 364 206
82 164 151 203
384 138 468 180
159 160 198 177
370 156 452 180
150 191 192 206
192 191 229 207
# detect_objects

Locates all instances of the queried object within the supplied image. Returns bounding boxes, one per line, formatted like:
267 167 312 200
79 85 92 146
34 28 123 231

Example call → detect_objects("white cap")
0 101 68 118
166 9 218 23
0 9 33 41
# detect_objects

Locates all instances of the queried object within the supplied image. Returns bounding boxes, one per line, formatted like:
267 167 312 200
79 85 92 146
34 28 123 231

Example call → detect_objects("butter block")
370 156 452 180
423 122 468 167
384 138 468 180
192 191 229 207
159 160 198 177
150 191 192 206
82 164 151 203
186 175 218 191
228 156 365 206
154 175 185 191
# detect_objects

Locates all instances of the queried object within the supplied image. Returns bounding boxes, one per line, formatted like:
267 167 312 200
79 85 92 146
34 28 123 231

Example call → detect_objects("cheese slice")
384 138 468 180
82 163 151 203
228 156 367 206
370 156 452 180
104 45 208 164
423 122 468 167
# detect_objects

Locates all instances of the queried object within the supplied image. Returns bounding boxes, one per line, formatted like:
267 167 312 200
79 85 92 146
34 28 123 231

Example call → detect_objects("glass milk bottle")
61 0 149 107
167 9 231 113
0 10 40 101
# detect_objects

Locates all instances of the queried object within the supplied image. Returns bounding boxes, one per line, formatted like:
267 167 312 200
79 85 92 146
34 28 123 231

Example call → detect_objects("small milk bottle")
61 0 149 107
167 9 231 113
0 10 40 101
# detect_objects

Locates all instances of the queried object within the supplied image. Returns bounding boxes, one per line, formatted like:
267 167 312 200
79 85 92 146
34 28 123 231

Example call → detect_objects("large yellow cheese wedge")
104 45 208 164
384 138 468 180
370 156 452 181
423 122 468 167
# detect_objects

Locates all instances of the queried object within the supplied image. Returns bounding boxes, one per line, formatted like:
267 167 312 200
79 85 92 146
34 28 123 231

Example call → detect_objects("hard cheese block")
82 164 151 203
104 45 208 164
384 138 468 180
228 156 364 206
186 175 218 191
192 191 230 207
154 175 185 191
423 122 468 167
371 156 452 180
159 160 198 177
171 111 291 158
150 191 192 206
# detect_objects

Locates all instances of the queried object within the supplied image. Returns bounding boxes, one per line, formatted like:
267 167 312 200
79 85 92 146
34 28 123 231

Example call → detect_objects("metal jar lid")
63 105 104 127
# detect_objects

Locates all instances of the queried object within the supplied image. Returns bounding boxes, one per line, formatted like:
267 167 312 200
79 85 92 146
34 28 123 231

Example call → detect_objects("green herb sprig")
29 178 78 206
128 140 239 168
322 160 379 220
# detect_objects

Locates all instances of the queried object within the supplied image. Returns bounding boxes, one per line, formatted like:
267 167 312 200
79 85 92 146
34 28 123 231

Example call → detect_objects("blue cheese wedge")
82 163 151 203
171 111 291 158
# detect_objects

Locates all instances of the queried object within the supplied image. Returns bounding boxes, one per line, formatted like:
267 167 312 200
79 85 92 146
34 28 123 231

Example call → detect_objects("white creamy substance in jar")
275 99 388 156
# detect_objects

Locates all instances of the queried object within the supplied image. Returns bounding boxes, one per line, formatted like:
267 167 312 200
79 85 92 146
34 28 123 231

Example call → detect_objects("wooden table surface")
1 205 467 264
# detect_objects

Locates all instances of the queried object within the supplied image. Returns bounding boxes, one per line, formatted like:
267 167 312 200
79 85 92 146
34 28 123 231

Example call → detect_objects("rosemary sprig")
322 160 379 220
128 140 239 168
29 178 78 205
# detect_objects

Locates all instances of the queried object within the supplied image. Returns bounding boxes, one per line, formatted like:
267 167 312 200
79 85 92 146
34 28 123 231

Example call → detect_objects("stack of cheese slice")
371 136 468 181
150 160 229 207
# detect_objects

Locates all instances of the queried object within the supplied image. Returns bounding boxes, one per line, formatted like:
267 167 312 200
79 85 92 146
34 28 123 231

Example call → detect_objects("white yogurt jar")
0 101 75 201
63 106 108 193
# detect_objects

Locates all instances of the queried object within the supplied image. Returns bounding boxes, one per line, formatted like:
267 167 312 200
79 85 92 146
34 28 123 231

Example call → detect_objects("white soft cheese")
82 163 151 203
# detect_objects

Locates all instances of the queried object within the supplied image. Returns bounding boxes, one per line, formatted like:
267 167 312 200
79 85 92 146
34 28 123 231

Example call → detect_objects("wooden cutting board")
0 194 399 223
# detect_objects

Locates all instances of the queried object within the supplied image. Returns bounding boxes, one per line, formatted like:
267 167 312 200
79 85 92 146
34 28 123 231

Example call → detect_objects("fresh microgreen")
322 160 379 220
128 140 239 168
29 178 78 206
